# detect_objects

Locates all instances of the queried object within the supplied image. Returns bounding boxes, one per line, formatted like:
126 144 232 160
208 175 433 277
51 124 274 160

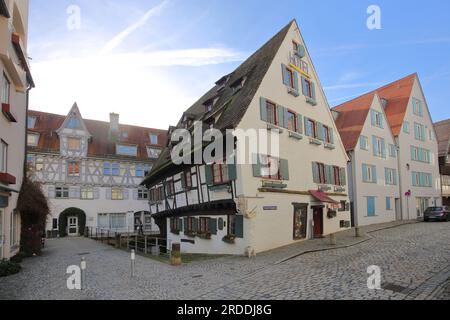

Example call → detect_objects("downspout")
396 139 405 220
23 84 32 177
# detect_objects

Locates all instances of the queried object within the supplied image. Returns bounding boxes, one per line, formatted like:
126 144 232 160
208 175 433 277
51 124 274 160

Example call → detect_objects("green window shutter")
385 168 389 184
297 44 306 58
180 173 186 189
304 117 310 136
370 110 376 126
252 154 262 177
421 126 426 141
311 81 316 101
281 64 290 86
179 219 183 231
330 128 335 144
296 114 303 134
209 218 217 235
380 113 384 129
410 146 415 161
340 168 347 186
283 107 290 129
227 163 237 181
205 165 214 186
260 97 267 122
317 122 324 141
372 166 377 183
393 170 398 185
386 197 391 210
301 76 307 96
280 159 289 181
325 165 333 185
234 215 244 238
277 105 285 127
218 218 224 231
312 162 319 183
381 138 386 159
293 71 299 93
372 136 378 156
362 164 368 182
184 217 188 231
193 218 199 232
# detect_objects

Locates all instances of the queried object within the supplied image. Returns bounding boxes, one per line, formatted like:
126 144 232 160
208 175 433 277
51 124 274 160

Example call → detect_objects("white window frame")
0 140 7 173
27 133 40 147
149 134 159 145
27 116 37 129
55 186 69 199
116 144 138 157
111 188 124 200
81 187 94 200
138 189 149 200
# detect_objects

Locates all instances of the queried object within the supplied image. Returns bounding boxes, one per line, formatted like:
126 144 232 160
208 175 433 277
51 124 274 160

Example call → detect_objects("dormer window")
215 75 230 91
147 147 161 159
27 116 37 129
121 131 129 139
149 133 159 145
117 144 137 157
231 77 247 93
68 137 81 151
204 97 219 113
27 133 40 147
67 118 81 129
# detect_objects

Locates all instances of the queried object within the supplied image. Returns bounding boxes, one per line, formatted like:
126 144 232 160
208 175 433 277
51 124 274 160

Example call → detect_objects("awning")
309 190 339 204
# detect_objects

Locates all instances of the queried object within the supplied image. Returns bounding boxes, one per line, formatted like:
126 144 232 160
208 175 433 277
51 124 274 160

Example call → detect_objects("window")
166 180 175 196
303 78 313 98
389 144 397 158
112 188 124 200
205 101 214 113
429 129 434 141
56 187 69 199
150 187 164 202
135 165 144 177
287 110 297 132
170 218 181 232
27 116 37 129
186 217 196 233
367 197 376 217
1 73 10 105
411 146 431 163
362 164 377 183
412 98 423 117
403 121 410 134
52 218 58 230
414 122 425 141
386 197 392 210
412 172 432 187
183 170 193 189
27 133 40 147
228 215 236 236
265 101 277 125
121 131 129 139
35 158 44 171
144 165 152 176
117 144 137 157
260 155 281 180
112 163 120 176
199 217 211 234
371 110 383 128
360 136 369 151
110 213 126 229
323 125 331 144
68 138 81 151
67 161 80 177
103 162 111 175
333 166 341 186
67 118 81 129
212 164 230 184
0 140 7 173
149 134 159 145
385 168 397 185
81 187 94 200
138 189 149 200
147 147 161 159
372 136 385 158
305 118 316 138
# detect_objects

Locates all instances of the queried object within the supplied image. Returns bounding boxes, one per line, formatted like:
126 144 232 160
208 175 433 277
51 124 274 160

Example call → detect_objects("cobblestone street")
1 221 450 300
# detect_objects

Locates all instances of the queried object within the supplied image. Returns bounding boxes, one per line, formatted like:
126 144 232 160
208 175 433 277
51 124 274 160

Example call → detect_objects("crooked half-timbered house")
27 104 167 236
142 20 352 255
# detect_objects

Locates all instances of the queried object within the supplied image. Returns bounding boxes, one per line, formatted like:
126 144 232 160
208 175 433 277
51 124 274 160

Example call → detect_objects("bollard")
131 250 136 278
80 257 87 290
170 243 182 266
355 227 361 238
329 233 337 245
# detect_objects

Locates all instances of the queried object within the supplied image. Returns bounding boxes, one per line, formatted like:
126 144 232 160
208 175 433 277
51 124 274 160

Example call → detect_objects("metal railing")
85 227 171 258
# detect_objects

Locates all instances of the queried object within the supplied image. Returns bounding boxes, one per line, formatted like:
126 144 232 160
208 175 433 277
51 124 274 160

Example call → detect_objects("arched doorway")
59 208 87 237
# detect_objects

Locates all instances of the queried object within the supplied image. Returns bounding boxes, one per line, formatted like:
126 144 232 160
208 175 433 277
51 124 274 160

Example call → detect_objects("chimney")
109 113 119 134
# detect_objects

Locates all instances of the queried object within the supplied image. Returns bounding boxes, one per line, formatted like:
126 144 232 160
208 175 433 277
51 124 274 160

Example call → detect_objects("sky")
28 0 450 129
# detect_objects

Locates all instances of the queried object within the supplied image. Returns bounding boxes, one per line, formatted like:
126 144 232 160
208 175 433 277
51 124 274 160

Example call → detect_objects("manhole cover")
77 252 90 256
382 283 408 293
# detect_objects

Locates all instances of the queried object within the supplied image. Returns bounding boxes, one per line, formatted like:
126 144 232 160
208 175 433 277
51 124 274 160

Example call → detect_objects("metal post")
131 250 136 278
80 257 87 290
144 236 148 255
355 227 361 238
135 235 138 252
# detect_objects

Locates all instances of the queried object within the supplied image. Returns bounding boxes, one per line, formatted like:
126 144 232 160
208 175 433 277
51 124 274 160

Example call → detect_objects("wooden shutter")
209 218 217 235
277 105 285 128
340 168 347 186
325 165 333 185
235 215 244 238
304 117 310 136
381 138 386 159
252 154 262 177
372 136 378 156
311 81 316 101
293 71 299 93
280 159 289 181
184 217 188 232
301 76 308 96
180 173 186 190
312 162 320 183
260 97 267 122
296 114 303 134
317 122 324 141
393 170 398 185
329 128 335 144
362 164 368 182
281 64 290 86
372 166 377 183
283 107 290 129
370 110 376 126
205 165 213 186
179 219 183 231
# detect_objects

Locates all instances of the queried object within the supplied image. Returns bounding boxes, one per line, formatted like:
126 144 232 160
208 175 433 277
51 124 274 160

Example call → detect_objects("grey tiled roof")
142 20 294 187
434 119 450 157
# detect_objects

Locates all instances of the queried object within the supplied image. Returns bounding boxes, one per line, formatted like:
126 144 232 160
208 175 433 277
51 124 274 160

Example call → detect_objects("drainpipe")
396 141 405 220
350 151 361 237
23 83 32 178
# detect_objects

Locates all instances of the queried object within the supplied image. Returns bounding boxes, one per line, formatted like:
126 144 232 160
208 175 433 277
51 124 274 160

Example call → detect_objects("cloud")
99 0 170 55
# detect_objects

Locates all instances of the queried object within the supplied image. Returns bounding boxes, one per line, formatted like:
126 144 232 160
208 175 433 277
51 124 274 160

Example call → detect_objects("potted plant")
222 235 236 244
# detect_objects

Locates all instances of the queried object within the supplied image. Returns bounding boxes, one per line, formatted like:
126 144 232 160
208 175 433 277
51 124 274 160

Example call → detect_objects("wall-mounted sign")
263 206 278 211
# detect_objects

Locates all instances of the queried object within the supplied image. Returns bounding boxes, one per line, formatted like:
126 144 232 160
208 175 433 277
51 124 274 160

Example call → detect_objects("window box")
197 232 212 240
318 185 332 192
287 87 299 97
267 123 283 133
209 184 230 192
170 229 180 235
185 231 197 238
222 235 236 244
0 172 16 185
2 103 17 122
324 143 335 150
262 181 287 189
288 131 303 140
309 138 322 146
306 97 317 106
334 186 346 193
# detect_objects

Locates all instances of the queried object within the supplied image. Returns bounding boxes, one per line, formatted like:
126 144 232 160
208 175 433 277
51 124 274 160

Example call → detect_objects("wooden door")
313 207 323 238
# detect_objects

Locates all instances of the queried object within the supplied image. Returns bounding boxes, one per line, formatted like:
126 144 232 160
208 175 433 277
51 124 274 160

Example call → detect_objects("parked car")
424 207 450 222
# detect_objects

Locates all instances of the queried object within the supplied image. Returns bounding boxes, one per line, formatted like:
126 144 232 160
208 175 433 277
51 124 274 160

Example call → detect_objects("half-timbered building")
142 20 352 255
27 104 167 236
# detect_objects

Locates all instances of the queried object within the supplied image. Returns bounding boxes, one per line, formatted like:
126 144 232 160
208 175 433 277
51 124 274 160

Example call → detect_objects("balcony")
0 172 16 185
288 51 310 78
2 103 17 122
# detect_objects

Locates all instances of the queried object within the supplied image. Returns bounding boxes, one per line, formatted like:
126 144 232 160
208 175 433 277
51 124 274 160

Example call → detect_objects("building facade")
0 0 33 260
334 94 400 227
27 104 166 236
335 74 441 224
434 119 450 205
142 20 352 255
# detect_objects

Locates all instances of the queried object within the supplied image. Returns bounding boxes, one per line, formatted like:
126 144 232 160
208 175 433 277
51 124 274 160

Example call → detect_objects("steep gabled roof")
142 20 295 187
28 110 167 161
333 73 417 150
434 119 450 157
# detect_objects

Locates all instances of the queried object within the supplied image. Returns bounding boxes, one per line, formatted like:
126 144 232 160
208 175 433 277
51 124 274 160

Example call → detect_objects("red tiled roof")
28 110 168 161
333 73 417 151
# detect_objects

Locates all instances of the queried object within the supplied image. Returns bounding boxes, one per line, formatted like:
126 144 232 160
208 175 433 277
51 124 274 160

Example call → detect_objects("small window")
81 187 94 200
386 197 392 210
199 217 211 234
212 164 230 184
360 136 369 150
333 166 341 186
0 140 7 173
303 78 313 98
68 137 81 151
67 161 80 177
323 125 331 144
111 188 124 200
184 170 193 189
287 110 297 132
1 73 10 105
55 187 69 199
103 162 111 175
403 121 410 134
260 155 281 180
166 180 175 196
112 163 120 176
67 118 81 129
389 144 396 158
27 133 40 147
35 158 44 171
306 119 317 138
27 116 37 129
265 101 277 125
135 165 144 177
117 144 138 157
149 134 159 145
147 147 161 159
52 218 58 230
138 189 149 200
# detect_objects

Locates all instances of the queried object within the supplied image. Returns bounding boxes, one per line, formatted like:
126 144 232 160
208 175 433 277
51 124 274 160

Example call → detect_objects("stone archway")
58 208 87 237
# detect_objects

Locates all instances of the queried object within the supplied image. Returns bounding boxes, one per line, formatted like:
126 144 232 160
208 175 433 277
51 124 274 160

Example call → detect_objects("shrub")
0 260 22 277
58 208 86 237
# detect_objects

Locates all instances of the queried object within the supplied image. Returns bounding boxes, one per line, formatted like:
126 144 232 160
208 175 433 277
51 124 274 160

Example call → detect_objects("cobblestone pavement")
1 221 450 300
